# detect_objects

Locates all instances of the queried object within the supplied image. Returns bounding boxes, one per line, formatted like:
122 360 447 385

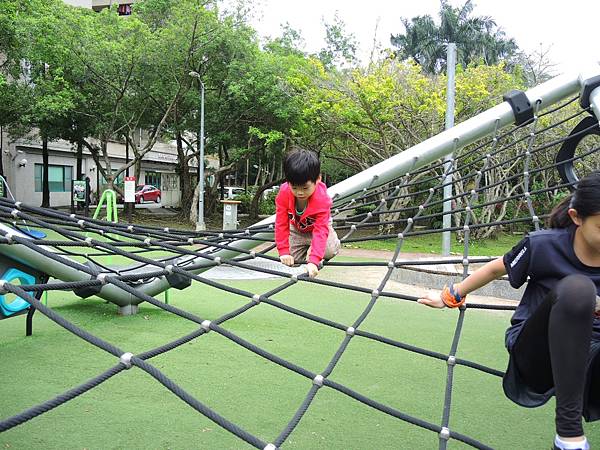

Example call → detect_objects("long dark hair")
548 171 600 228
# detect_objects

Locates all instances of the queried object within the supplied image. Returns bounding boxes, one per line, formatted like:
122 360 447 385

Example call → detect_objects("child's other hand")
280 255 295 266
417 291 445 308
306 263 319 278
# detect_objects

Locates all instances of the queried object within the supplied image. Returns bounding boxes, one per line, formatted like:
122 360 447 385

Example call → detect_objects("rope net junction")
0 95 599 449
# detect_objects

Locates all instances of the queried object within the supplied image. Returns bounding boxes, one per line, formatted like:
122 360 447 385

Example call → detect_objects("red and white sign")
124 176 136 203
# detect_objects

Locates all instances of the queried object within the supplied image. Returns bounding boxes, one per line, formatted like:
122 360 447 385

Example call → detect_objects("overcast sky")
245 0 600 75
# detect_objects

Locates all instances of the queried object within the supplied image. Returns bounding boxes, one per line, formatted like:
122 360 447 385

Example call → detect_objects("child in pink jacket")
275 148 340 278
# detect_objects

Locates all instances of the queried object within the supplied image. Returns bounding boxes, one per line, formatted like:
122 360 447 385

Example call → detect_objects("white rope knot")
14 202 22 209
144 238 151 246
163 227 169 232
447 355 456 366
188 237 195 244
346 327 355 336
165 265 174 274
70 213 76 219
120 352 134 369
313 374 324 387
127 225 134 232
77 219 85 228
214 257 222 265
252 294 261 304
11 209 19 218
96 273 108 285
85 237 93 246
200 320 211 332
263 444 277 450
0 279 7 294
439 427 450 440
5 233 14 244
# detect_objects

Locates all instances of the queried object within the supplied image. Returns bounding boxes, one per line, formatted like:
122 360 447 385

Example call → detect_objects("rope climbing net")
0 95 599 449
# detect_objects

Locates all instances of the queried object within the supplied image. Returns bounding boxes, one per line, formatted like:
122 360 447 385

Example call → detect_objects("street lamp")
189 71 206 231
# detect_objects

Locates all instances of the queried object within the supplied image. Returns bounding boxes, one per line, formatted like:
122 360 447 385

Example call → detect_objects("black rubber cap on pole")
502 90 534 126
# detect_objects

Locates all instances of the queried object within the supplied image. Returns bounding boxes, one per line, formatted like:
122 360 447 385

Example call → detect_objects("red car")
135 185 161 203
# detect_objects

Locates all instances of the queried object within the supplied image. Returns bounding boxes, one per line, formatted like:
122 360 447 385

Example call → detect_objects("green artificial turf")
2 275 599 449
347 232 524 256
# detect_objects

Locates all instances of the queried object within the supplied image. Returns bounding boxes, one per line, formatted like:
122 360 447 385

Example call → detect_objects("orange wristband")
441 284 466 308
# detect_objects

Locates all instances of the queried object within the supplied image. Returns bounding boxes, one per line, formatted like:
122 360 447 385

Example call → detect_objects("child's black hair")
283 148 321 185
548 171 600 228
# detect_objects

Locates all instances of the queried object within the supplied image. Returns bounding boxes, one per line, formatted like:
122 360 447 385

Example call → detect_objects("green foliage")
289 58 524 183
236 188 277 216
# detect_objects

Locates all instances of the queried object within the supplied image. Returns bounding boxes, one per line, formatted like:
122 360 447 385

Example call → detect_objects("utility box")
221 200 241 230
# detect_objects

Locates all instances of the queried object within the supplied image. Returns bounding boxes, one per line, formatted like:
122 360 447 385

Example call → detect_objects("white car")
224 186 245 199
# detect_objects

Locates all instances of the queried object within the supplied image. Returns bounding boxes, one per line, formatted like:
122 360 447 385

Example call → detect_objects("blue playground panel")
15 226 47 239
23 229 47 239
0 268 36 316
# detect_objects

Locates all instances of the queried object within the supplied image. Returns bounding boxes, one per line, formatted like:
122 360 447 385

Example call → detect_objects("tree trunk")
0 126 5 178
176 132 194 219
249 178 283 220
218 144 224 200
253 155 261 186
41 137 50 207
76 140 83 181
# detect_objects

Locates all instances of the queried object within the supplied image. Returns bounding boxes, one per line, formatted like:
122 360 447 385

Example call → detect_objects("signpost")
72 179 86 214
73 180 86 203
124 176 136 223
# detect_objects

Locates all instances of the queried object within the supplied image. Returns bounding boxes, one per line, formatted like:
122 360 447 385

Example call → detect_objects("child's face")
289 180 318 200
570 209 600 255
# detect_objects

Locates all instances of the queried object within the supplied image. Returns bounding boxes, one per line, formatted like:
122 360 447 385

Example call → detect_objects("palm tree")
390 0 518 74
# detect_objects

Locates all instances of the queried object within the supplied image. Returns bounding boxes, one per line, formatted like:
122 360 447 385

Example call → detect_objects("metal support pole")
198 81 206 231
442 43 457 256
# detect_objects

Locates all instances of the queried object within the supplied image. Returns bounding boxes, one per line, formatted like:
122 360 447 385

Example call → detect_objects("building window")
118 4 132 15
145 171 161 189
34 164 73 193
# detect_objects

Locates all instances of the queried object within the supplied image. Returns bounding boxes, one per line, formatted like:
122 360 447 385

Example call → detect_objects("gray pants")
289 224 340 264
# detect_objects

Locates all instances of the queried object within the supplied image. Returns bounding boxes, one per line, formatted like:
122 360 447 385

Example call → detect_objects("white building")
0 130 196 207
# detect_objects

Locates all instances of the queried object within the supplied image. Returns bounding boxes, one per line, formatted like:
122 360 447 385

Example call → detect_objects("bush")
259 190 277 215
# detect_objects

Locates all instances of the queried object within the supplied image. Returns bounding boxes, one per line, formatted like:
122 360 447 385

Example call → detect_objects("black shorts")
503 340 600 421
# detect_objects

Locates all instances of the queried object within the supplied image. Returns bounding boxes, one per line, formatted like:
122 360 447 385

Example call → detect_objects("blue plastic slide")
0 268 36 316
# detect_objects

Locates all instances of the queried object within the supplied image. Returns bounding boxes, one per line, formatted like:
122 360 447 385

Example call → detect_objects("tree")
390 0 518 74
317 12 358 69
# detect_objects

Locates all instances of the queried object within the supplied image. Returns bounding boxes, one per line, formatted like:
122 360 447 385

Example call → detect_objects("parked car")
135 185 161 203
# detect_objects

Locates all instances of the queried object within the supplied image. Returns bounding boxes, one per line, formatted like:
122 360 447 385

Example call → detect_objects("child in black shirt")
419 172 600 450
